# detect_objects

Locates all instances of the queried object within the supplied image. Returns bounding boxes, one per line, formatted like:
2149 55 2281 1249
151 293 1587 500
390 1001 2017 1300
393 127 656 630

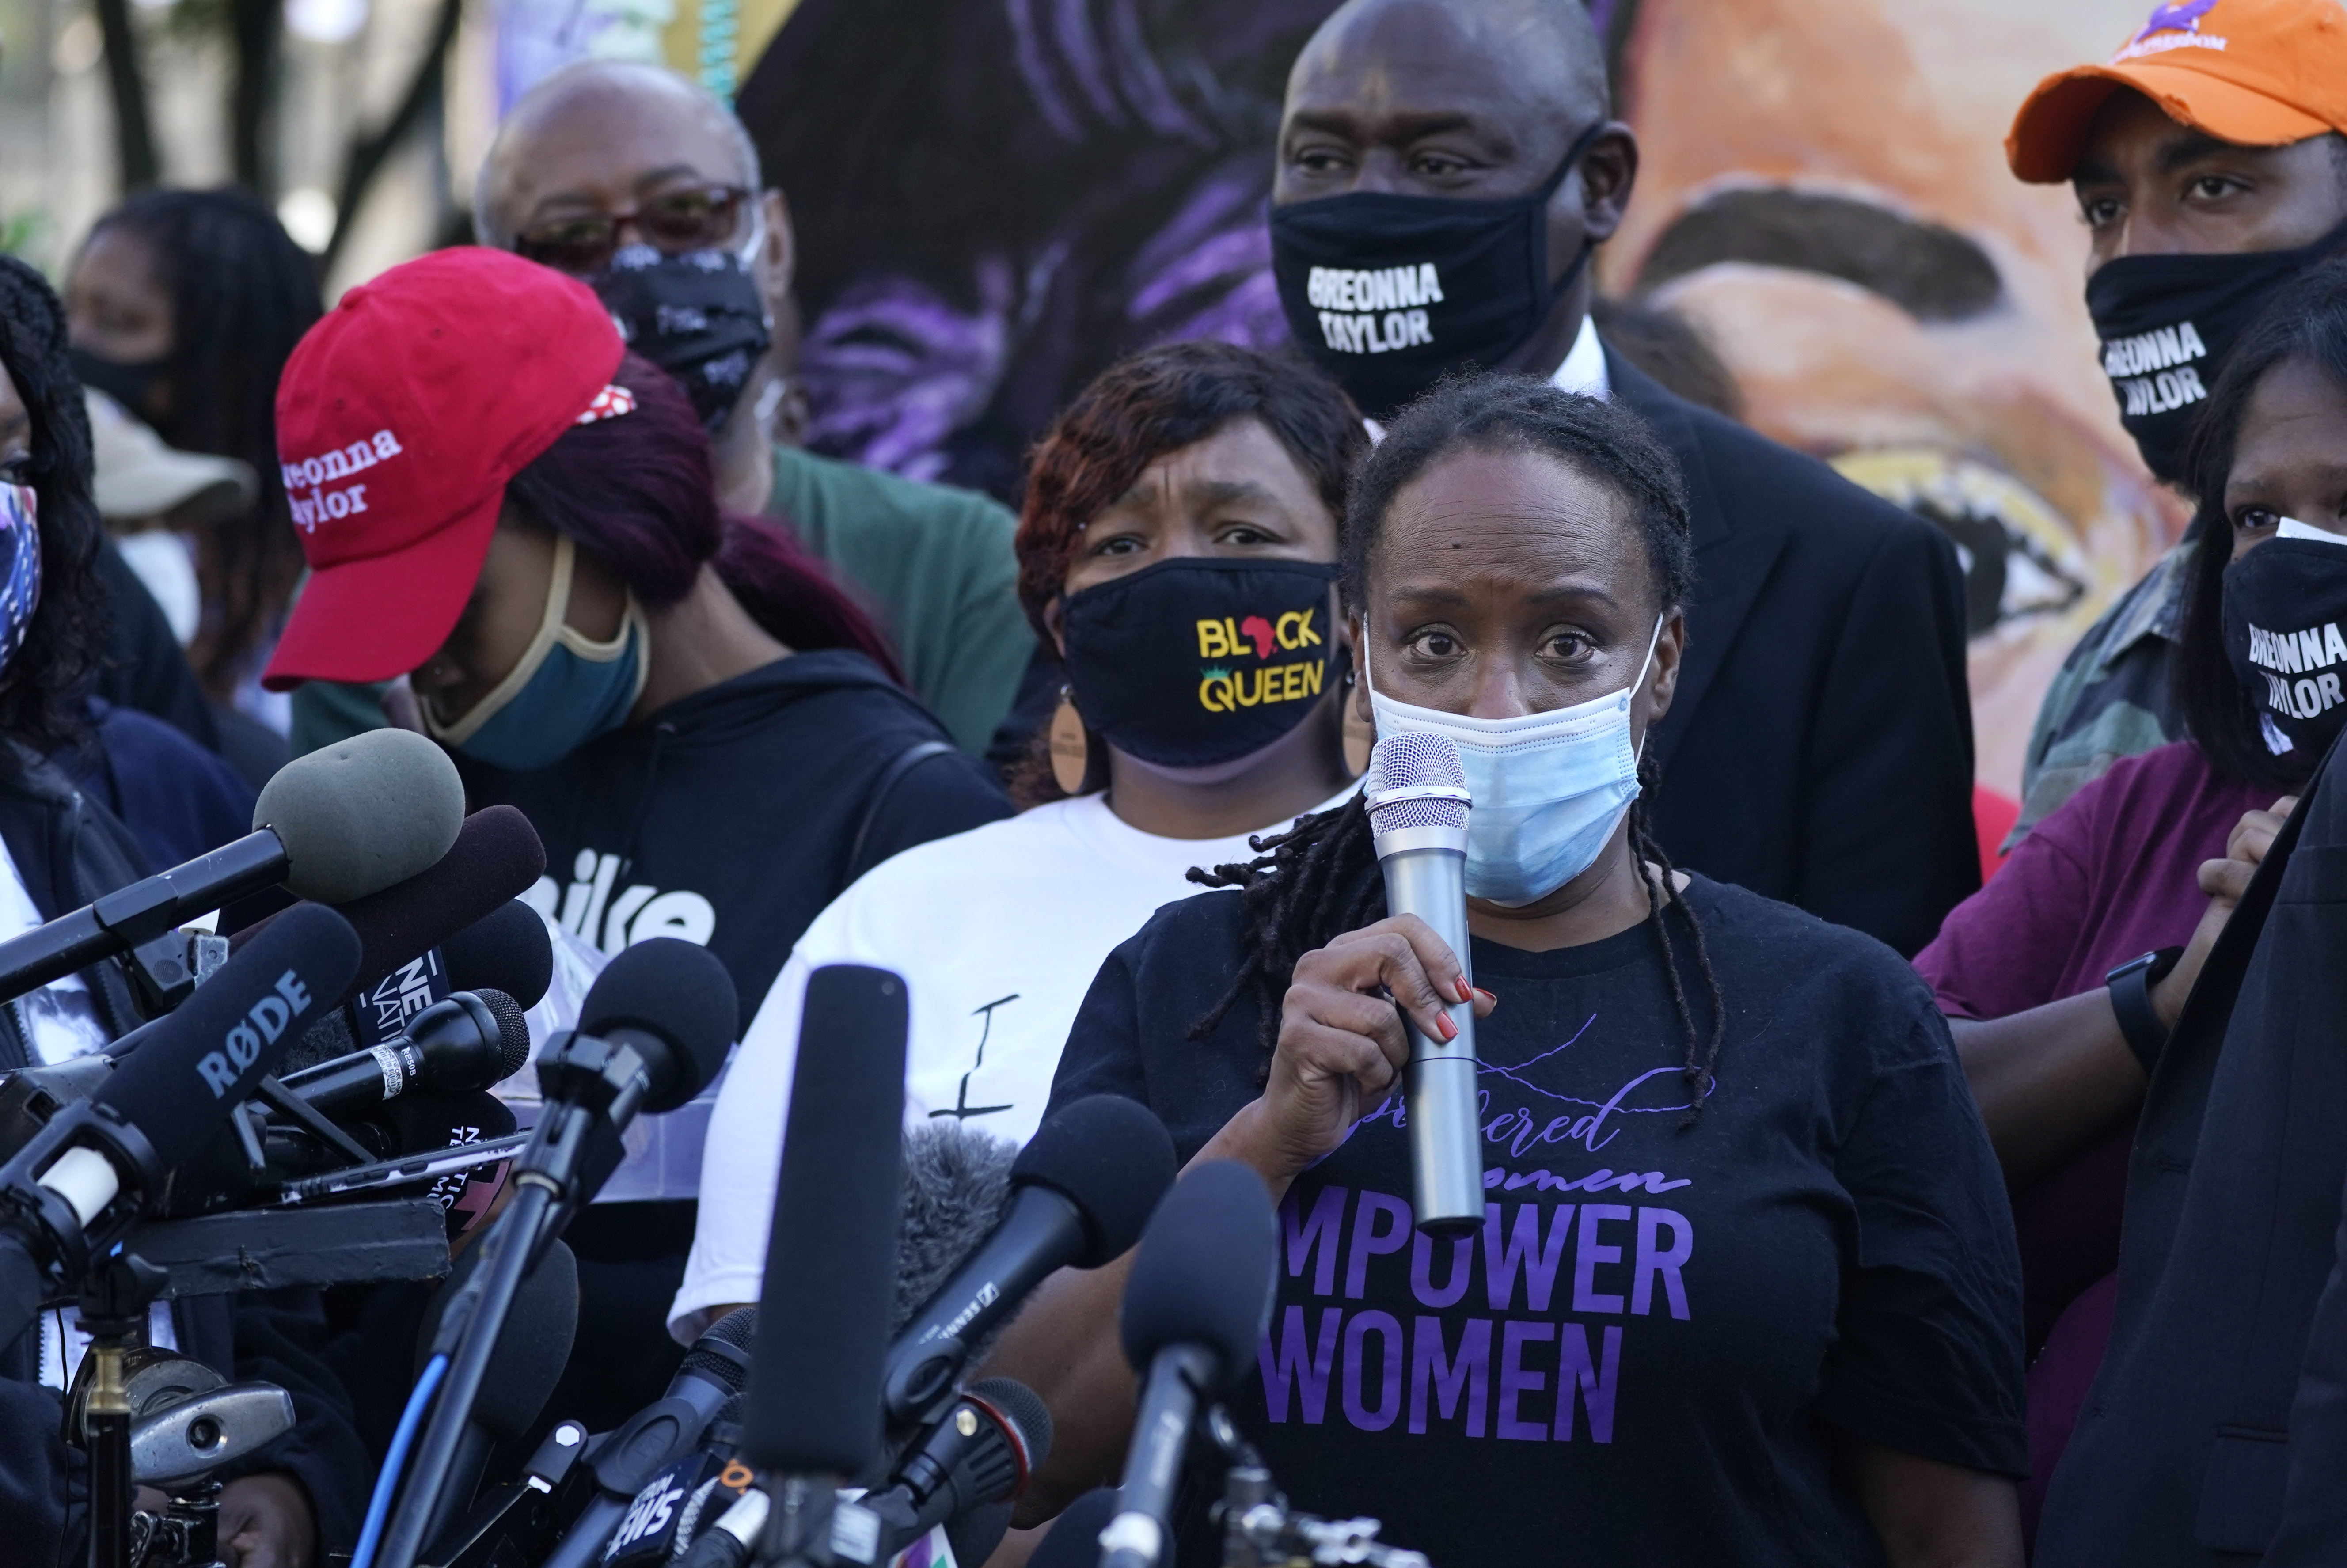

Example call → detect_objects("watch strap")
2107 945 2186 1076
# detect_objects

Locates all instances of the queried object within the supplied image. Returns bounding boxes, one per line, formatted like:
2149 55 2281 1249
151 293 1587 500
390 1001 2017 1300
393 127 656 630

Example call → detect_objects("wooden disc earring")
1049 686 1092 795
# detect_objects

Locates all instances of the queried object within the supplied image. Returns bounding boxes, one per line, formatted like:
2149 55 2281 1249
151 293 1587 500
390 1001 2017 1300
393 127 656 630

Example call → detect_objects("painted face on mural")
1606 0 2195 799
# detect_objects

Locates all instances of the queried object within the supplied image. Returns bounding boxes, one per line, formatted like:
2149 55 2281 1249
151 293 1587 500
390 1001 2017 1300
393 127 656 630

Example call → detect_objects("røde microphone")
1101 1161 1279 1568
279 989 531 1119
229 804 549 1012
1365 731 1483 1233
0 730 456 1007
0 905 361 1340
882 1095 1175 1427
741 965 908 1559
537 1306 760 1568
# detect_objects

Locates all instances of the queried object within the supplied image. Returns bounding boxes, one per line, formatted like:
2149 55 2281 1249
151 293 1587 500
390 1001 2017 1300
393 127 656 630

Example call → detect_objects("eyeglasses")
514 185 753 275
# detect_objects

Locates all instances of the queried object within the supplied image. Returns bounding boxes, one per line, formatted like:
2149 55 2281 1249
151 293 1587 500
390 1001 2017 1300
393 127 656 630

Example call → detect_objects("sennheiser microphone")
740 964 908 1562
231 804 549 1011
536 1307 760 1568
0 905 361 1340
1364 732 1484 1233
0 730 457 1007
882 1095 1174 1426
838 1378 1053 1568
277 989 531 1118
1101 1161 1279 1568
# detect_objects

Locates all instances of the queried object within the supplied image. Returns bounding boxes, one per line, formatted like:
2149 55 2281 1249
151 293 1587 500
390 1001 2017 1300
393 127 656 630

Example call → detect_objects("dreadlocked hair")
85 189 322 698
0 258 106 756
1188 371 1729 1123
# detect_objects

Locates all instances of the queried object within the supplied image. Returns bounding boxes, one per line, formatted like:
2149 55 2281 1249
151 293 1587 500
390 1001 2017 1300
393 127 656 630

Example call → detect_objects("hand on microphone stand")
1207 914 1496 1198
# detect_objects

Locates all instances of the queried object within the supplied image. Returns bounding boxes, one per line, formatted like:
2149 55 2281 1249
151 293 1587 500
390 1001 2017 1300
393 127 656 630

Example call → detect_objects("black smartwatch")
2106 945 2186 1075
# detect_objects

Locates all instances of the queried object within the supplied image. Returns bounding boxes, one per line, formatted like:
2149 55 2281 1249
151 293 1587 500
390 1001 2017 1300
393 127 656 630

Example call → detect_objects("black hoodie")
461 650 1012 1031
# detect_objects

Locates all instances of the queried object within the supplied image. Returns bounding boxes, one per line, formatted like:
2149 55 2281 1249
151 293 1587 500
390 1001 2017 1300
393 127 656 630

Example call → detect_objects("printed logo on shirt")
1196 607 1326 714
525 848 718 955
2100 319 2210 418
2244 618 2347 722
1259 1015 1701 1447
280 428 404 532
1306 264 1445 356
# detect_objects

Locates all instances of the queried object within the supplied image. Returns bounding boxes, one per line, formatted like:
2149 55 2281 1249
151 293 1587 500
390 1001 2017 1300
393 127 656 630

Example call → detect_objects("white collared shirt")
1549 312 1611 400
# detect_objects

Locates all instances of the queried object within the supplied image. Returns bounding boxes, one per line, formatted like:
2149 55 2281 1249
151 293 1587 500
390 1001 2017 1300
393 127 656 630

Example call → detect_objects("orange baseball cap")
2007 0 2347 184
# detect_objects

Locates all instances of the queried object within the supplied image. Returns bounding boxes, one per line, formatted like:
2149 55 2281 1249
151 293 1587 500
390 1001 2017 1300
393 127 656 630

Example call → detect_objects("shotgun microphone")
1364 731 1483 1233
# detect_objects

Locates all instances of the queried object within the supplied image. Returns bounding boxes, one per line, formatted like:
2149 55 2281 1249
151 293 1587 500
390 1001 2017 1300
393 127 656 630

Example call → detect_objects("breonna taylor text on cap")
282 430 403 532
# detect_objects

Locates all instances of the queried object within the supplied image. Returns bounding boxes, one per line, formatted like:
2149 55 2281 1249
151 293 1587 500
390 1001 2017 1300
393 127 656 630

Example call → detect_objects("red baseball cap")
262 247 623 691
2008 0 2347 183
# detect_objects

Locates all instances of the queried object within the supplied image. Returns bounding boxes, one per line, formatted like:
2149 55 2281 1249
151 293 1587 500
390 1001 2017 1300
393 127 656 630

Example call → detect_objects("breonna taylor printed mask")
2223 517 2347 762
0 485 42 676
1271 123 1604 422
1060 557 1338 768
595 239 774 433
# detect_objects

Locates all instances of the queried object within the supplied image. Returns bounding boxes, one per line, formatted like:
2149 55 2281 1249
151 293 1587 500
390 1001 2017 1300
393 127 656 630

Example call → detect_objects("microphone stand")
75 1252 169 1568
1201 1409 1428 1568
370 1030 644 1568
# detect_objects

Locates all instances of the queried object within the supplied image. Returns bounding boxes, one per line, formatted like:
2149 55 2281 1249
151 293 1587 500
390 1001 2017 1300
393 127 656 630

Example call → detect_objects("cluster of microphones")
0 725 1472 1568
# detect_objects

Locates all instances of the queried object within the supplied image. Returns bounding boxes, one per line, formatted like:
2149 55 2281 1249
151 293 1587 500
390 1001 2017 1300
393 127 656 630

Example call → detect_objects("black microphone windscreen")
415 1238 580 1441
1011 1096 1177 1268
443 901 555 1012
894 1123 1016 1333
1119 1160 1278 1391
254 728 466 904
740 965 906 1477
472 989 533 1083
1027 1488 1122 1568
95 904 360 1171
577 938 737 1112
967 1376 1054 1473
677 1304 758 1394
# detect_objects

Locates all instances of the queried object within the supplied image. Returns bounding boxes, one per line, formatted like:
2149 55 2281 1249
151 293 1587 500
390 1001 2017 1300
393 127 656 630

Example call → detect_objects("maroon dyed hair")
1015 341 1366 641
505 352 903 681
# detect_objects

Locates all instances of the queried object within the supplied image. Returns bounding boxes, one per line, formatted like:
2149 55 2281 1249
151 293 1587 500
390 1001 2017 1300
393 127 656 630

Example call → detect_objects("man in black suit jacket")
2032 737 2347 1565
1269 0 1977 956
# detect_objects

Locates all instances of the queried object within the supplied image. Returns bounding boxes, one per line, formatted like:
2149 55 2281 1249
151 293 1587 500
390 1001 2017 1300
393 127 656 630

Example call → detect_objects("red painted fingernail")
1436 1013 1458 1041
1475 988 1497 1004
1454 977 1474 1003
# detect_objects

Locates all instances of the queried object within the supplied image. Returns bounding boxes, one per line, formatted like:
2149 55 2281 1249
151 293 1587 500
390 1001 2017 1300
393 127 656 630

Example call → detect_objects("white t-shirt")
670 786 1352 1340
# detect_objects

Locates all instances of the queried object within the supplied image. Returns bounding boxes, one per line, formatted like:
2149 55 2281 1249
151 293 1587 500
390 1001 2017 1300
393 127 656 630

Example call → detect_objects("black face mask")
2222 532 2347 765
70 347 167 421
1270 125 1603 422
1061 557 1340 768
594 243 773 432
2086 216 2347 485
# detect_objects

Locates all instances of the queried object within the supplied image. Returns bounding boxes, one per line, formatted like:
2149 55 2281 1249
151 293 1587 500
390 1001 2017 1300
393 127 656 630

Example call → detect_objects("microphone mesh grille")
1366 731 1470 832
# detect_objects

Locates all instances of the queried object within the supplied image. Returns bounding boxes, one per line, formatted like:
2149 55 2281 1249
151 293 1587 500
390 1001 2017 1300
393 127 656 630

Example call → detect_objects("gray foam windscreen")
893 1123 1018 1334
1366 730 1470 833
254 728 466 905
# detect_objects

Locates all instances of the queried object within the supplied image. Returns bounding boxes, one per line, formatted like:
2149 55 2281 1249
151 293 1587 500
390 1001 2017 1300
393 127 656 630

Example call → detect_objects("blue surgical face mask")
425 534 650 772
1364 617 1660 906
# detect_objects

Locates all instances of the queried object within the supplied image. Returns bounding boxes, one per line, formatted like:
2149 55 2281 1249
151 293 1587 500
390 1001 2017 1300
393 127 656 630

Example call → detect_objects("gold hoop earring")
1048 687 1092 796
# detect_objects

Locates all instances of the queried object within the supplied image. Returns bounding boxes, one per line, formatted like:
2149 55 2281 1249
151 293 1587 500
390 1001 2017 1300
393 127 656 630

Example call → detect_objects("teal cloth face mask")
426 533 651 772
1364 617 1660 906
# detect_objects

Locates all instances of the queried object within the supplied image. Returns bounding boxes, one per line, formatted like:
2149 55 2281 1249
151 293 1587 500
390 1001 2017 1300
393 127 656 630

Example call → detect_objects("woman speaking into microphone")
993 377 2028 1567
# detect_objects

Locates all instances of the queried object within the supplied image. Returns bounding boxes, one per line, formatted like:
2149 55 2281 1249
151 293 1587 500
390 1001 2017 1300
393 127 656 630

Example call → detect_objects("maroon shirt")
1913 740 2270 1532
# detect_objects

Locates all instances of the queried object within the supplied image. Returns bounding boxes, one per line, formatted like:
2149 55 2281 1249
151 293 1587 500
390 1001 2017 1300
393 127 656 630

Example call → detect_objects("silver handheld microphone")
1364 732 1482 1234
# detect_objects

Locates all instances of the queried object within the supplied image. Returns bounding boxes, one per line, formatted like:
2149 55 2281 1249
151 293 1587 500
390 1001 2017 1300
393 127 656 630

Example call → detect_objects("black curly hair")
0 258 107 756
1187 373 1726 1123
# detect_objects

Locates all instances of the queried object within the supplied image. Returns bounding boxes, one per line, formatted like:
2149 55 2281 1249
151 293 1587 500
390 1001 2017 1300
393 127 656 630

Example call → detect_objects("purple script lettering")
1283 1185 1348 1296
1342 1311 1404 1431
1631 1207 1693 1319
1497 1321 1554 1441
1345 1192 1412 1298
1408 1316 1490 1436
1259 1306 1342 1424
1572 1205 1631 1313
1554 1325 1623 1443
1482 1202 1572 1311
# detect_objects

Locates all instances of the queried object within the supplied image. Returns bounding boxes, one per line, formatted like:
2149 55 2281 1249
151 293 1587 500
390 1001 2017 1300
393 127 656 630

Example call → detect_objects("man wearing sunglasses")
452 61 1034 760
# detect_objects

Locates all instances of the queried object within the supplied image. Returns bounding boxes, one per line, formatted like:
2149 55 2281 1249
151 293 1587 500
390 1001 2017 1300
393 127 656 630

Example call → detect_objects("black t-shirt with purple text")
1048 874 2025 1567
